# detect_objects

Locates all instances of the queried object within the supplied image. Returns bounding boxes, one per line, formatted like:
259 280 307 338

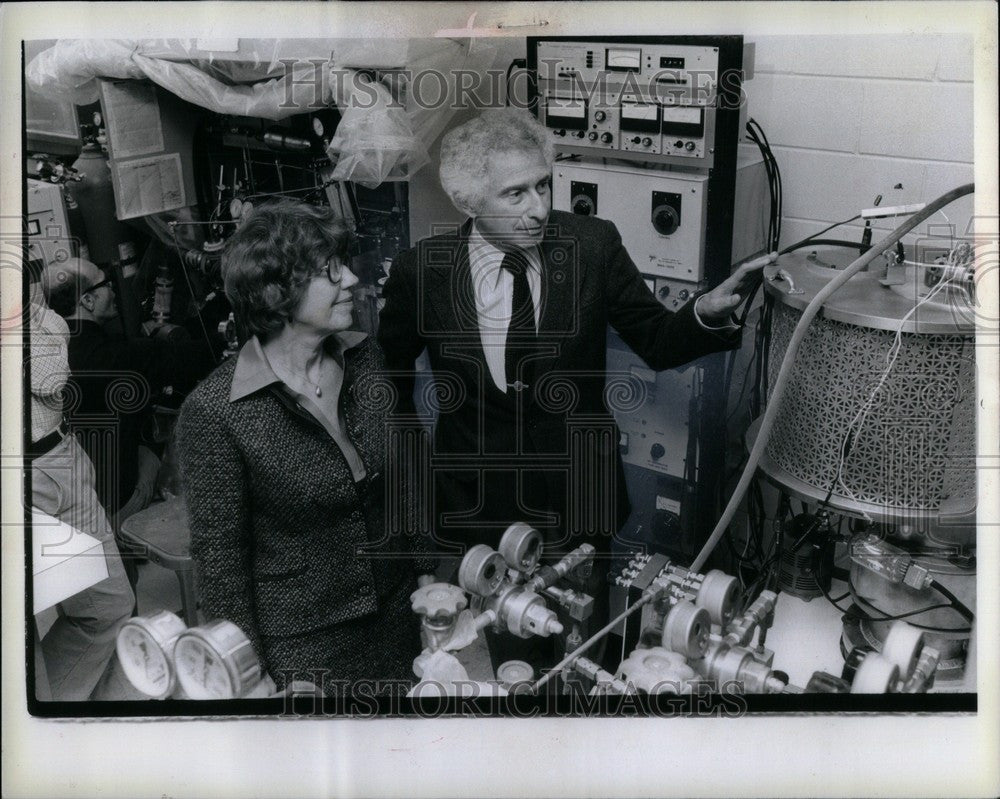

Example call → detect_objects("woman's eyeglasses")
316 258 345 285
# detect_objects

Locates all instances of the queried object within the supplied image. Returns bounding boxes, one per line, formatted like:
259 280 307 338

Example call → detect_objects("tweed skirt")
261 577 421 697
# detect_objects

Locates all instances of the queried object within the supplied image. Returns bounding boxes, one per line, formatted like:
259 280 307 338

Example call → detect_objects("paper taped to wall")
110 152 186 219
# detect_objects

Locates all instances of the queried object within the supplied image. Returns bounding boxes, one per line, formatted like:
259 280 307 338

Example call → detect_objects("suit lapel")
534 219 579 374
423 220 491 380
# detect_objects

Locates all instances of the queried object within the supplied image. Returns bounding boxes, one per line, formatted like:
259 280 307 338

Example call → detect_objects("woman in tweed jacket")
176 199 433 696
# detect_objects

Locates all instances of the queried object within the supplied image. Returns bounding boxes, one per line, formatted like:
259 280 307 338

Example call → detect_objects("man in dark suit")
378 109 772 665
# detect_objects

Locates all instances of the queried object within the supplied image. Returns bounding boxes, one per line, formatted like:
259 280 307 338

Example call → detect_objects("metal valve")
618 646 698 694
410 583 468 622
495 587 564 638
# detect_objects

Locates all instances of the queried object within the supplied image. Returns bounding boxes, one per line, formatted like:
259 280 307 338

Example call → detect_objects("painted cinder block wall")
743 34 975 249
409 34 976 252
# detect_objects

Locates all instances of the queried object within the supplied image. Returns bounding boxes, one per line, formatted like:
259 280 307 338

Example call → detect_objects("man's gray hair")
439 108 555 217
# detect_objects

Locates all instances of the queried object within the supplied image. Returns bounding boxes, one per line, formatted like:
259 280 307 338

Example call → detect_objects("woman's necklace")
277 361 325 397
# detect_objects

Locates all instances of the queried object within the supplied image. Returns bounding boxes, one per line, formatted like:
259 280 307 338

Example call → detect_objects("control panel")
533 40 722 167
554 159 709 285
26 178 74 269
606 344 695 478
553 150 769 307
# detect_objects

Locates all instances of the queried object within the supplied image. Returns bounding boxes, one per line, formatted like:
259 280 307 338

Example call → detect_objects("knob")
600 132 613 143
674 140 684 148
410 583 468 622
651 204 680 236
631 136 642 144
658 285 671 298
553 129 566 137
594 110 607 122
650 443 666 460
588 131 598 141
572 196 595 216
677 289 690 301
617 647 697 695
574 131 585 138
642 137 653 147
685 141 696 151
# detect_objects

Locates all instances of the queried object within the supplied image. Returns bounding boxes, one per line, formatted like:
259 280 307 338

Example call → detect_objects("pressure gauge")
229 197 244 219
115 611 187 699
174 620 262 700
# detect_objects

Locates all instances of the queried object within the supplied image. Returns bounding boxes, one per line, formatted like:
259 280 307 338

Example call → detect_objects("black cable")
746 119 782 252
820 579 972 633
505 59 526 106
778 214 863 257
929 579 975 623
780 238 863 255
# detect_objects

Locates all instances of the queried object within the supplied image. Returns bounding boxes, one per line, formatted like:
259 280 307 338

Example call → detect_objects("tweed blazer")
176 334 430 664
378 211 742 543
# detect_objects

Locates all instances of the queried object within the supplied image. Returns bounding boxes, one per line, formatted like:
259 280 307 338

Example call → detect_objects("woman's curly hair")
221 198 354 341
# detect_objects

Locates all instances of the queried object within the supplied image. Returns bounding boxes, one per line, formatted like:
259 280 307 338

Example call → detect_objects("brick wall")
744 34 975 249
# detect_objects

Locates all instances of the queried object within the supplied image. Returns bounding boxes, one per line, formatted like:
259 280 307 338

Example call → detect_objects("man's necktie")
501 249 536 392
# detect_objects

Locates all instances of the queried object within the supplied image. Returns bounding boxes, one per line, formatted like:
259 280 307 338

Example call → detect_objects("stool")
118 497 199 627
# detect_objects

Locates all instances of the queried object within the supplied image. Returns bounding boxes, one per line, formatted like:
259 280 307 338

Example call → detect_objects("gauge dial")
175 636 235 699
115 611 186 699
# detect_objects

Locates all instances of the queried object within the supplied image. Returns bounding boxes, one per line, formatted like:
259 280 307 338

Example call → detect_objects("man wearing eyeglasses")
42 258 216 584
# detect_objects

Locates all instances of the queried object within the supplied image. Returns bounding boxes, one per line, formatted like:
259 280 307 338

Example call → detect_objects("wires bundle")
745 118 782 254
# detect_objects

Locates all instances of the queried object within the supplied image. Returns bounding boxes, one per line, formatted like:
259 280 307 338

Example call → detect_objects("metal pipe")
530 589 659 694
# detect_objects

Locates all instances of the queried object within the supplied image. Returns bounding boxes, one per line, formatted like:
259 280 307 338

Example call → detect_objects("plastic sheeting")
25 37 497 188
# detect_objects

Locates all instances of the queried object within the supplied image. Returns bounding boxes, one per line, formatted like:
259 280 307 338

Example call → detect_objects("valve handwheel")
410 583 468 622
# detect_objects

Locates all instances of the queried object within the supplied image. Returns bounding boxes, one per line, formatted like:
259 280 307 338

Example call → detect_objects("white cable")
831 274 957 519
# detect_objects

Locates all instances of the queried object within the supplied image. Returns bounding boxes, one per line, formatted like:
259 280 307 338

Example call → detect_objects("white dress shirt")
468 224 543 393
466 222 736 394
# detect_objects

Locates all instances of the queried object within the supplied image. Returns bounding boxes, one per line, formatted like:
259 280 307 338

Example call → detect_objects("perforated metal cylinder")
759 252 975 529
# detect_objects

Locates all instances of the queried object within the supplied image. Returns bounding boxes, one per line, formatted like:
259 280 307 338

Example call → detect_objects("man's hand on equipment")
695 251 778 324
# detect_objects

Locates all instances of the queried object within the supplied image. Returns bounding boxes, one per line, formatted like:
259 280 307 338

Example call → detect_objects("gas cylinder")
70 143 138 275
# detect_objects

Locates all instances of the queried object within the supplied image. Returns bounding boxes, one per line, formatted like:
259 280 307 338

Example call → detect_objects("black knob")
594 111 607 122
574 131 585 138
572 196 594 216
651 204 679 236
674 140 684 148
588 131 598 141
685 141 696 151
553 129 566 137
650 443 666 460
600 132 613 144
642 137 653 147
678 289 690 301
631 136 641 144
658 284 671 298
